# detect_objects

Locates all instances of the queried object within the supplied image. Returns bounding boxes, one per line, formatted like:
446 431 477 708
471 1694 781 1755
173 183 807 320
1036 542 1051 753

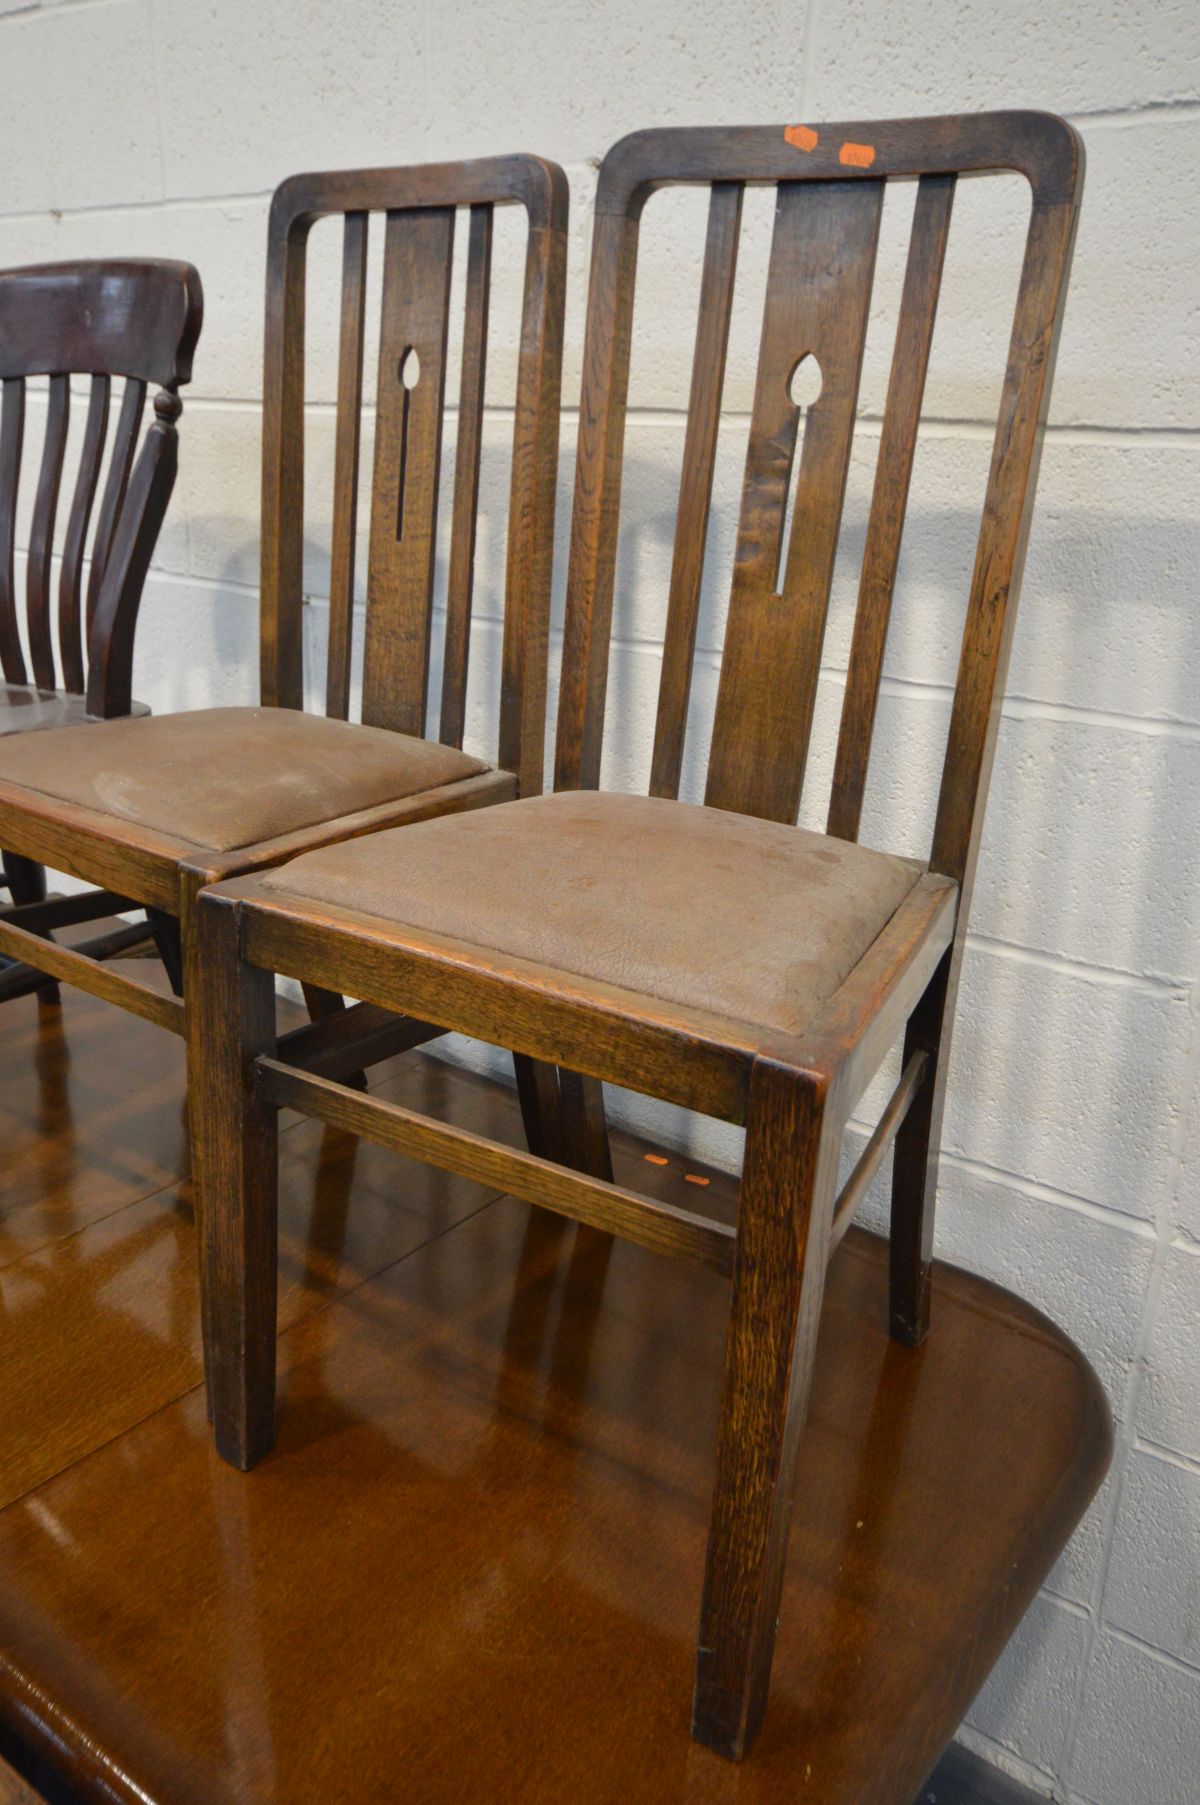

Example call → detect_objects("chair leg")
146 907 185 997
513 1053 563 1162
692 1058 839 1761
302 982 343 1021
889 947 956 1348
2 851 47 905
189 890 279 1471
301 984 368 1090
1 852 59 1003
556 1067 613 1181
513 1056 614 1182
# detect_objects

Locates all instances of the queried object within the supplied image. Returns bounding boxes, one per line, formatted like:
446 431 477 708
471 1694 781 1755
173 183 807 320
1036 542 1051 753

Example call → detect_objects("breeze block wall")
0 4 1196 1800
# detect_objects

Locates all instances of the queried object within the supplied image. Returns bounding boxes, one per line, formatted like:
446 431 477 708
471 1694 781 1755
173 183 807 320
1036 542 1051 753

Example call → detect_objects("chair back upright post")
0 260 202 718
259 158 568 800
555 114 1083 923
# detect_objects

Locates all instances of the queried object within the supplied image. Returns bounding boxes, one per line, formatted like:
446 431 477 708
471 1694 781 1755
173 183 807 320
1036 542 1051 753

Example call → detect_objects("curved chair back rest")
260 157 568 799
0 259 203 716
555 113 1083 917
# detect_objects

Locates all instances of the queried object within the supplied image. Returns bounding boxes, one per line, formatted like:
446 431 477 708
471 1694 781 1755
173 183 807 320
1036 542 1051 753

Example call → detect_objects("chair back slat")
259 158 567 794
650 181 743 802
554 211 640 793
26 373 70 690
58 373 111 693
325 210 369 721
556 116 1082 892
86 377 146 636
827 172 955 842
496 193 568 793
704 180 882 823
260 220 307 712
362 206 455 735
0 378 26 685
85 389 183 719
440 202 493 750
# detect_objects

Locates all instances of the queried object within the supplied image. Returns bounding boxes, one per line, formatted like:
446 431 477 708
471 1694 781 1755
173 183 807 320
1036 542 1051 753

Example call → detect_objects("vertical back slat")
85 389 182 718
495 198 567 794
58 372 111 693
554 211 641 791
87 377 146 635
440 202 493 748
827 173 956 842
261 218 308 709
362 206 455 735
705 180 883 823
26 373 70 689
0 378 27 684
325 210 369 720
650 181 743 800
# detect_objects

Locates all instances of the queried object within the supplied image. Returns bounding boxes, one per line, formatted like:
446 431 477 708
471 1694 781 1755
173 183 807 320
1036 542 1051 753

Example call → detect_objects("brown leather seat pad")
262 790 926 1037
0 707 487 853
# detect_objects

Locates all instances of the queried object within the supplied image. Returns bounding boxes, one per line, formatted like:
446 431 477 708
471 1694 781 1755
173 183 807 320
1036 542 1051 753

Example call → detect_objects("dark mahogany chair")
0 259 202 991
0 159 566 1084
193 114 1088 1761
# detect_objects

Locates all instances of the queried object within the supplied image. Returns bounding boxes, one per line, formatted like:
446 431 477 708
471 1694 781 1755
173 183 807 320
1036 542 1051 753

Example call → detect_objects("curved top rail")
597 111 1082 215
0 260 203 387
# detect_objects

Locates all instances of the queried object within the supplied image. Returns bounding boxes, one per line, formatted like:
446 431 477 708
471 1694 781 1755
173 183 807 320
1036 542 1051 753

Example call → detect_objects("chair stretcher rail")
830 1050 929 1252
275 1000 446 1081
0 919 156 1003
0 887 139 935
0 913 184 1034
255 1055 737 1276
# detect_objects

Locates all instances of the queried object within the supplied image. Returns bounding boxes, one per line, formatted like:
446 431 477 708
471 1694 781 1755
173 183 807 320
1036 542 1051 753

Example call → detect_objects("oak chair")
193 113 1083 1761
0 159 566 1086
0 259 203 993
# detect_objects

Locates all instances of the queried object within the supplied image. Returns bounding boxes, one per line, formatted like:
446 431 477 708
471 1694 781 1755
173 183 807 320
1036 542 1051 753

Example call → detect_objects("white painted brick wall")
1 3 1196 1800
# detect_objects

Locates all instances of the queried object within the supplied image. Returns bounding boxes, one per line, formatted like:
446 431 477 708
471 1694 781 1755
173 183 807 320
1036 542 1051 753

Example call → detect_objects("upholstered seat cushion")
0 707 487 853
261 790 926 1038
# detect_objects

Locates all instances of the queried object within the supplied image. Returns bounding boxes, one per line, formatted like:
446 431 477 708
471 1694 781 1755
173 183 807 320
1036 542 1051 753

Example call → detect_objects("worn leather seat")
260 790 926 1038
0 706 487 853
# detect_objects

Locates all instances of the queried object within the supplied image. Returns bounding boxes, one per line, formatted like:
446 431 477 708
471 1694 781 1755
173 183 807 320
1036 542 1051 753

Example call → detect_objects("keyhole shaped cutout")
774 355 824 592
788 353 822 410
394 348 421 540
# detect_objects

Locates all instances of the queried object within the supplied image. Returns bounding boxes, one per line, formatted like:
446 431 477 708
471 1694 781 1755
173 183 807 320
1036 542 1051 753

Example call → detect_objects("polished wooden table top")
0 959 1110 1804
